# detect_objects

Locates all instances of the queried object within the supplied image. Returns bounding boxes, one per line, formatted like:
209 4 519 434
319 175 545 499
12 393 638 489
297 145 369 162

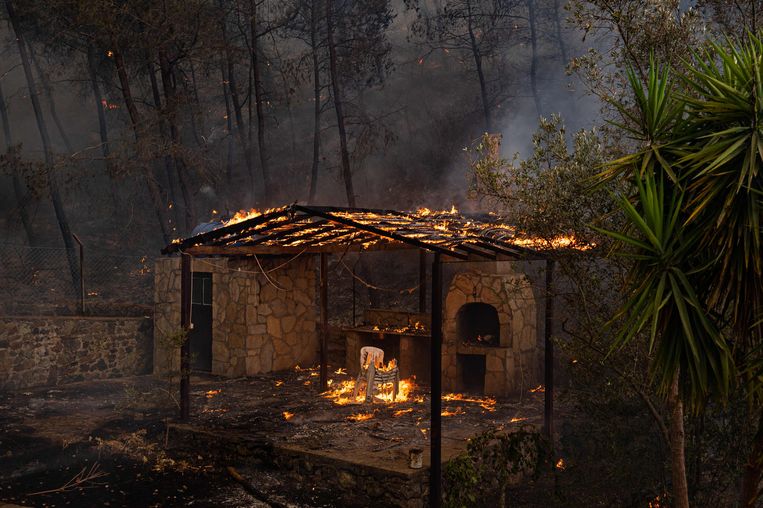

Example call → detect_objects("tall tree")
325 0 394 207
325 0 354 206
4 0 79 284
407 0 524 133
0 78 37 246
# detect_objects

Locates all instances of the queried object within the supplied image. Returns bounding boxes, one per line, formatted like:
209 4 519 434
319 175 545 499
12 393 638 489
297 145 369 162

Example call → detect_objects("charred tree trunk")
218 0 258 201
86 45 120 216
668 375 690 508
250 1 271 200
0 78 37 246
87 46 112 165
112 46 171 244
187 61 205 146
466 0 491 132
28 44 74 154
552 0 568 66
5 0 78 284
220 61 235 186
527 0 542 118
739 408 763 507
148 58 180 228
158 51 196 233
325 0 356 207
308 0 322 204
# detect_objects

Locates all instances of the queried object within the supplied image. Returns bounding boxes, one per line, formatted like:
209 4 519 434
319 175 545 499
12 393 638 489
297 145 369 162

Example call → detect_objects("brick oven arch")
442 270 538 395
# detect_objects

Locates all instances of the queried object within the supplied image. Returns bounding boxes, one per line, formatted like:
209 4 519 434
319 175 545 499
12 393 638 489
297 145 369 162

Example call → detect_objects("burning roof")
162 204 590 259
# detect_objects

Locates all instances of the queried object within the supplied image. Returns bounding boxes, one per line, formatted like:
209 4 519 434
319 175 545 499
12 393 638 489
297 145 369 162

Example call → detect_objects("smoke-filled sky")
0 0 595 252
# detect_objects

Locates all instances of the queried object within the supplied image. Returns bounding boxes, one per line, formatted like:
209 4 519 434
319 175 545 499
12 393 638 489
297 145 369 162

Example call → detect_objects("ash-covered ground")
0 367 552 507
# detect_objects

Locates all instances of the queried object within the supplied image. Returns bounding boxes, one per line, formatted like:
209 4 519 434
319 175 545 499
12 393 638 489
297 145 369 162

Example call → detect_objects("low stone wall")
0 316 153 390
274 445 428 508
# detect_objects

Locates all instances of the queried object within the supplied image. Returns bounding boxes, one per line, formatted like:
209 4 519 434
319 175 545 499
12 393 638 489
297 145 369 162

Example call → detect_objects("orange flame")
442 393 496 411
347 412 374 422
283 411 294 420
323 377 420 405
205 390 221 399
441 407 465 417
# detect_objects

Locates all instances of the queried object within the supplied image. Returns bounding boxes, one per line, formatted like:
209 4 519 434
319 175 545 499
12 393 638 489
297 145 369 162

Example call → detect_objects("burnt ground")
0 367 554 507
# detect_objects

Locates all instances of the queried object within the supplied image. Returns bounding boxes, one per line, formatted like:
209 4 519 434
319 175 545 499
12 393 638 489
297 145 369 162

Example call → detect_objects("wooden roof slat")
163 204 548 260
236 220 333 247
211 218 315 246
293 205 470 260
161 207 292 254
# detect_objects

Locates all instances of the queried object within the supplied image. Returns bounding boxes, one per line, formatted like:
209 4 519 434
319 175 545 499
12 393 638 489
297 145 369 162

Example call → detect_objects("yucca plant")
677 34 763 508
601 35 763 507
598 59 734 508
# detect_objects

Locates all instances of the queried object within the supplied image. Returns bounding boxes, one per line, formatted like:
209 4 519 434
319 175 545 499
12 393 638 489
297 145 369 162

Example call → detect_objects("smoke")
0 0 606 251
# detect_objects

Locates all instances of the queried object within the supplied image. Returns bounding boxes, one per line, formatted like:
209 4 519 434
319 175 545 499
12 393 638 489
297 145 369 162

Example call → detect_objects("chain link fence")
0 243 153 316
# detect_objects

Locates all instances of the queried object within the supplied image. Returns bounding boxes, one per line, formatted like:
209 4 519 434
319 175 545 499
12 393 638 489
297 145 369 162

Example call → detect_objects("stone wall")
154 255 319 377
0 316 153 390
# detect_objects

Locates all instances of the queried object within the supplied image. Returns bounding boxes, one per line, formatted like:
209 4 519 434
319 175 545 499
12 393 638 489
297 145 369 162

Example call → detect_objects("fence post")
72 234 84 315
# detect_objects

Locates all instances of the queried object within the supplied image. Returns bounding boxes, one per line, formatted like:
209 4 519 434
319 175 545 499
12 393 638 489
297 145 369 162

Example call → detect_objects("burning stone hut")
156 203 585 501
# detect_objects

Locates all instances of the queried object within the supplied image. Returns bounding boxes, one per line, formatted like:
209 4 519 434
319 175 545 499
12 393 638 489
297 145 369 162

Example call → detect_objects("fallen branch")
27 462 108 496
226 466 287 508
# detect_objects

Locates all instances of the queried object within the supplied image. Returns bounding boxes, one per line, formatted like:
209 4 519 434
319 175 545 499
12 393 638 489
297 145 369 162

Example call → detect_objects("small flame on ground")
442 393 496 411
283 411 294 420
205 390 221 399
303 380 311 386
393 408 414 417
347 413 374 422
275 380 284 387
441 407 464 417
530 385 545 393
555 458 566 470
201 408 228 414
322 377 420 405
510 417 527 423
334 368 346 374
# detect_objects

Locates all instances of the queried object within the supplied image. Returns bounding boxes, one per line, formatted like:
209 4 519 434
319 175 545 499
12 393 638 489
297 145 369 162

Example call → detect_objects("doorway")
190 272 213 371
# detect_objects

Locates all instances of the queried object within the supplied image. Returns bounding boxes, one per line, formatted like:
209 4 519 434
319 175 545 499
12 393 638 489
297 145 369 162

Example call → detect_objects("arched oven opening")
456 302 500 347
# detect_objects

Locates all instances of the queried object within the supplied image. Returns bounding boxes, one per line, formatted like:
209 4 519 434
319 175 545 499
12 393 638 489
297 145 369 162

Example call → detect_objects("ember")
441 407 465 417
555 458 566 470
510 417 528 423
283 411 294 420
530 385 545 393
347 412 375 422
370 321 428 335
205 390 221 399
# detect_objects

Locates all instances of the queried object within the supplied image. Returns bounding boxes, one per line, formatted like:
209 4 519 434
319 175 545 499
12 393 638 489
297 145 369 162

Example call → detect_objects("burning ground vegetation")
0 367 550 507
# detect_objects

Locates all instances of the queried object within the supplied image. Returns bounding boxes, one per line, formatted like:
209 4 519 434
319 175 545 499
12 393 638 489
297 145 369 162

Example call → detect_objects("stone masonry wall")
0 316 152 390
154 255 319 377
